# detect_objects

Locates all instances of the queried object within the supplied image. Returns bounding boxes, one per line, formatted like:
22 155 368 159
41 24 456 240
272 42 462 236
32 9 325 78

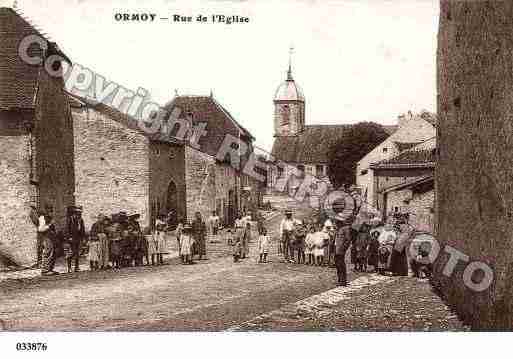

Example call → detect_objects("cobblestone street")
0 197 465 331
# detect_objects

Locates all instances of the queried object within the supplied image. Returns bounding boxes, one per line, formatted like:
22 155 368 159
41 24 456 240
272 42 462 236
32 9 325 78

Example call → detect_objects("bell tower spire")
287 45 294 81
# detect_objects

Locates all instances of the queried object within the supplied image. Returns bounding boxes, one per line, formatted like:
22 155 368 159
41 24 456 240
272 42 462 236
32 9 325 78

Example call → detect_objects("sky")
7 0 439 151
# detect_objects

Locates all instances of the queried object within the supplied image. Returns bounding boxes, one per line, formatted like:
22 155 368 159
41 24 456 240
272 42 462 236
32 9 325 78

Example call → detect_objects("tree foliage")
327 122 389 188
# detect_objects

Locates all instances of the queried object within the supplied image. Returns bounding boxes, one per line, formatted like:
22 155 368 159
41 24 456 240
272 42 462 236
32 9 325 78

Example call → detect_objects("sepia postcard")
0 0 511 356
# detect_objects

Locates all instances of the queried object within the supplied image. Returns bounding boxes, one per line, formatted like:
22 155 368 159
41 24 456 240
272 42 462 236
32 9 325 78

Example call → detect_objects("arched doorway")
166 180 178 227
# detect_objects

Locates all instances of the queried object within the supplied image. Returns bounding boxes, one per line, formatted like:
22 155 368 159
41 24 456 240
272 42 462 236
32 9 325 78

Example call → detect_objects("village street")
0 196 465 331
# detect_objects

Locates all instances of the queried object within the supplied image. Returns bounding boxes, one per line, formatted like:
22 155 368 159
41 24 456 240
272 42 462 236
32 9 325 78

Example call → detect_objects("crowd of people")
29 202 430 284
277 209 431 286
30 204 223 276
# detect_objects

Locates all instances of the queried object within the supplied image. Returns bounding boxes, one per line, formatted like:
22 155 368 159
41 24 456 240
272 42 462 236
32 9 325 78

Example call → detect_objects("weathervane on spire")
287 45 294 81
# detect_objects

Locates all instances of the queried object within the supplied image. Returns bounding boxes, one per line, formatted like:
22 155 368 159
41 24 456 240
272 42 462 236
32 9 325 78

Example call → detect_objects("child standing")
314 224 328 266
146 228 158 266
63 238 73 273
88 234 100 271
230 230 242 263
257 228 270 263
305 226 316 265
109 227 122 269
155 217 167 265
179 224 194 264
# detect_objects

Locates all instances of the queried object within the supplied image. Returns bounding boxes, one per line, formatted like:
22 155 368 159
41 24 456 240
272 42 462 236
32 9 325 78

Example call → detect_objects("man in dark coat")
39 204 59 276
334 218 353 286
192 211 207 260
67 206 85 272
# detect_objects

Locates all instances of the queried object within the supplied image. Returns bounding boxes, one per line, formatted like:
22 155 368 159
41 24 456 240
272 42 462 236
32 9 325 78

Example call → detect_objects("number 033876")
16 342 48 351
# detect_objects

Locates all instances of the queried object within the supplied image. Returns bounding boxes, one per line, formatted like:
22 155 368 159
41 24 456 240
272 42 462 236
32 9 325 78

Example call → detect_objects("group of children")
226 222 270 263
72 214 168 273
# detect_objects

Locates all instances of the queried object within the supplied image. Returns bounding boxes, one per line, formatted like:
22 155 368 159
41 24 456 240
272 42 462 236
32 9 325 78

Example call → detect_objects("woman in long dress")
155 217 167 265
390 224 411 276
179 225 194 264
241 222 251 259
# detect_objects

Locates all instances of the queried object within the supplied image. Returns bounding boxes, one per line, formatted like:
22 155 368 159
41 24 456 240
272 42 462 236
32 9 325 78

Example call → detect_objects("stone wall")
274 100 305 136
72 107 150 229
183 145 264 225
34 70 75 231
387 188 434 232
184 145 216 222
435 0 513 329
148 142 186 227
409 189 434 233
0 135 36 266
214 163 238 225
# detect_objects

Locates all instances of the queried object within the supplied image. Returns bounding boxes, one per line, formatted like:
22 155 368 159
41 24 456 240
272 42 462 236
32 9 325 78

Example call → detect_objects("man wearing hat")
279 209 297 262
333 216 353 286
66 205 85 272
39 204 59 275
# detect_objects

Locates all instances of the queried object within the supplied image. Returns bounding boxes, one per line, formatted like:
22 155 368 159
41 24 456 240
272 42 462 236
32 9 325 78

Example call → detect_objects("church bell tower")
273 50 305 137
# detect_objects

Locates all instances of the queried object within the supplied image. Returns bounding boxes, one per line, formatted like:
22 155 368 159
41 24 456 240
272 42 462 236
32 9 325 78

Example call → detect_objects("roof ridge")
210 96 254 140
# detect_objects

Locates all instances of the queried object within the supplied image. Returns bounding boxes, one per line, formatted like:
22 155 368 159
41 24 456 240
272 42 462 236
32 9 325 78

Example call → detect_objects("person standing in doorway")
207 211 220 242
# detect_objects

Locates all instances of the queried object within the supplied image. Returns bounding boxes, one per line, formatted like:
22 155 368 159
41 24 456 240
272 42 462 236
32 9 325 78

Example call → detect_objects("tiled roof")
394 141 421 152
0 7 69 110
372 148 436 168
271 125 351 164
383 175 434 193
163 95 254 158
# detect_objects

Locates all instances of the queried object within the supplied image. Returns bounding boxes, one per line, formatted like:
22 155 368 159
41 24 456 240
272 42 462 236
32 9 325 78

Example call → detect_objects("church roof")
271 125 351 164
274 66 305 102
274 78 305 102
0 7 70 110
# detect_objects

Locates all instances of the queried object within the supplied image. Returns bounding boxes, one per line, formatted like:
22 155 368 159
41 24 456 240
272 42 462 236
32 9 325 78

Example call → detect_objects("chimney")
397 111 415 128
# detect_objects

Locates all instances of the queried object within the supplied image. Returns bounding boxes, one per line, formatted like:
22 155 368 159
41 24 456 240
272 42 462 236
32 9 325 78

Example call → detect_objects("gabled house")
370 137 437 233
71 93 264 230
0 7 75 266
357 110 436 206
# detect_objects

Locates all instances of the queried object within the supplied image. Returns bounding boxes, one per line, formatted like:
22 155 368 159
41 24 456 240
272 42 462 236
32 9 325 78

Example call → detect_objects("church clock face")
280 104 290 125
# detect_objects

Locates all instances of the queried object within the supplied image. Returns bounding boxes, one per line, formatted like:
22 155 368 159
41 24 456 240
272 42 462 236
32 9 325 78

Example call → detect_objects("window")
360 169 368 176
297 165 305 178
316 165 324 176
280 105 290 125
383 147 388 153
277 166 284 178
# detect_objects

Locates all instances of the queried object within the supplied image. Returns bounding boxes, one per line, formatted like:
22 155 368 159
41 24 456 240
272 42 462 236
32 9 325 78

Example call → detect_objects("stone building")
435 0 513 329
357 110 436 206
370 137 436 233
71 93 263 230
163 95 264 226
269 65 347 195
269 63 396 199
0 7 75 266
